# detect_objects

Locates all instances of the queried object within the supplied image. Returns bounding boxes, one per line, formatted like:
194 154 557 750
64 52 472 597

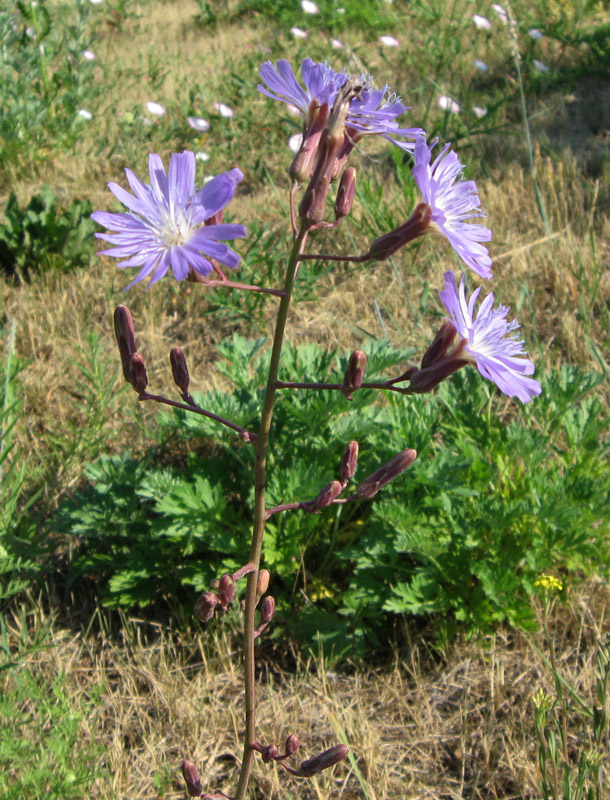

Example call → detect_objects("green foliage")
0 613 102 799
0 188 96 280
0 323 45 606
55 335 610 659
0 1 101 173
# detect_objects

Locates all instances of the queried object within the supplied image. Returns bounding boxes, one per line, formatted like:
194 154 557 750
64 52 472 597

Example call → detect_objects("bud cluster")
114 305 149 395
195 566 275 633
252 737 349 779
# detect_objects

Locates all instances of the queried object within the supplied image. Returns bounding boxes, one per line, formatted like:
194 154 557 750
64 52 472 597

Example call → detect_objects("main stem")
233 226 309 800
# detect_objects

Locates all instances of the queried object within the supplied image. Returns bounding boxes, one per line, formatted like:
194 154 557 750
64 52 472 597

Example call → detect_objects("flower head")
413 137 492 279
439 272 541 403
91 151 247 289
258 58 423 148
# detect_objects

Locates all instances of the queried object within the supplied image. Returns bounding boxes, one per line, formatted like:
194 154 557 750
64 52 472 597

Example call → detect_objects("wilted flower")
214 102 234 118
438 95 461 113
528 28 544 40
412 138 492 279
438 272 542 403
288 132 304 153
146 101 166 116
187 116 210 131
258 58 423 150
379 34 399 47
91 151 247 289
472 13 492 29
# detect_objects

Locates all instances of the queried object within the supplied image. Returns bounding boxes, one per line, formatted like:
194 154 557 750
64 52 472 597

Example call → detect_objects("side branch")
139 392 258 443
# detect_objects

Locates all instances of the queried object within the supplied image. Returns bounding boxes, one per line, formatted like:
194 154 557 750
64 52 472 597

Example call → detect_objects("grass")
0 0 609 797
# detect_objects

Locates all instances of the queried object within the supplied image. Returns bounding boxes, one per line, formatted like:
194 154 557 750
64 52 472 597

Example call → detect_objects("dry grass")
3 579 609 799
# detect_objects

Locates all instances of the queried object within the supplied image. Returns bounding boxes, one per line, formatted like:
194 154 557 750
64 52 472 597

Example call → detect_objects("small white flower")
379 34 399 47
77 109 92 120
82 49 97 61
439 95 461 113
528 28 544 40
472 105 487 118
288 133 303 153
474 59 489 72
89 0 103 4
330 38 344 48
336 6 345 12
187 116 210 131
146 101 166 116
301 0 319 13
533 59 549 72
291 26 308 38
195 151 210 161
472 14 492 29
214 102 234 118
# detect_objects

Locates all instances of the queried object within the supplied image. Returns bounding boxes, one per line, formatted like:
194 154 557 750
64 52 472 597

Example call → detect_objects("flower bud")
310 480 343 511
262 744 279 763
297 744 349 777
194 591 218 622
298 129 345 225
218 573 235 607
289 102 329 183
356 449 417 499
285 734 300 756
334 167 357 221
256 569 270 599
365 202 431 262
420 322 457 369
170 346 190 395
113 305 137 385
341 350 366 400
407 356 467 394
129 352 148 394
260 595 276 624
339 441 359 483
181 760 202 797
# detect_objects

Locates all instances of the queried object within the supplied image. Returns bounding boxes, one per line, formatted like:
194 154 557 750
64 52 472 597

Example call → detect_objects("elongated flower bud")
218 573 235 607
365 202 431 262
194 591 218 622
262 744 279 763
297 744 349 777
170 346 190 395
290 102 329 183
256 569 270 599
129 352 148 394
299 131 345 225
340 441 359 483
310 480 343 511
408 355 467 394
114 305 137 385
285 734 300 756
334 167 357 221
181 761 202 797
356 449 417 499
420 322 457 369
342 350 366 400
260 595 276 623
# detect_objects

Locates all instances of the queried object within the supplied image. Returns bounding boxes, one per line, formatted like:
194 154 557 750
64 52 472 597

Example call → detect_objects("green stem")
233 226 309 800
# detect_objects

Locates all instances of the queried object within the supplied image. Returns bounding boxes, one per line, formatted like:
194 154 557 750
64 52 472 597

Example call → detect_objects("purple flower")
91 151 247 289
412 137 493 279
439 272 541 403
258 58 423 148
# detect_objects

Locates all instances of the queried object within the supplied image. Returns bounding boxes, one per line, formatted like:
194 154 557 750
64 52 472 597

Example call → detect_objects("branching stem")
233 225 310 800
